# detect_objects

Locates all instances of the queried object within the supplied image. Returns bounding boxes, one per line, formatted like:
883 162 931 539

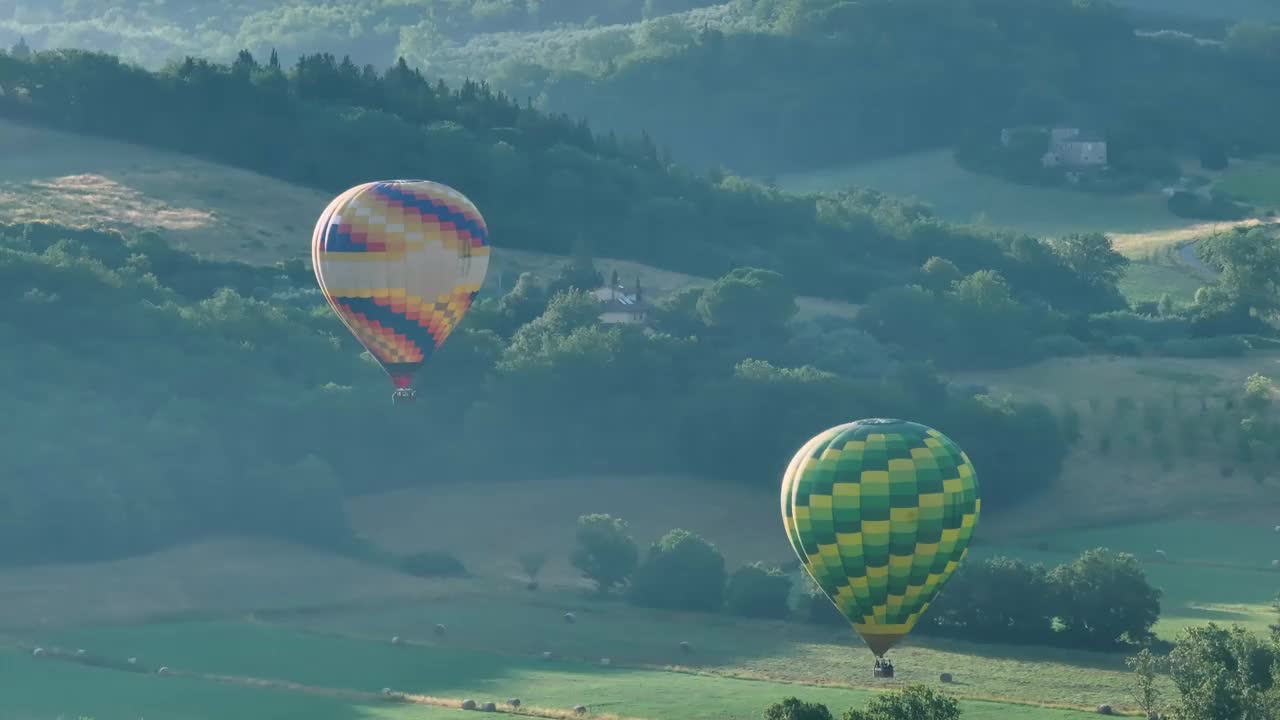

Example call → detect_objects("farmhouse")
1041 127 1107 168
593 273 651 325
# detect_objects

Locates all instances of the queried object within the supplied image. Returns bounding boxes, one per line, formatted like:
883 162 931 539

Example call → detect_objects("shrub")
628 529 727 612
570 514 639 595
842 685 961 720
800 575 846 626
1048 548 1161 649
1103 335 1146 356
726 563 793 619
765 697 834 720
398 551 467 578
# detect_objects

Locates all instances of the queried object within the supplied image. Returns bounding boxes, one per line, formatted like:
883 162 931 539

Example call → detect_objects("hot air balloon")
312 180 490 404
782 418 979 666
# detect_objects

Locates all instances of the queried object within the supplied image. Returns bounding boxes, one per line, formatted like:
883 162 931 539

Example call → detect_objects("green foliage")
926 550 1162 651
842 686 961 720
1048 549 1162 649
398 551 468 578
1125 648 1166 720
764 697 834 720
1165 624 1280 720
570 514 639 594
725 563 793 619
696 267 797 341
628 528 727 612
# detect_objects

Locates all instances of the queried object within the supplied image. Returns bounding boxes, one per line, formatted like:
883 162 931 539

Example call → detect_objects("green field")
24 621 1098 720
0 646 471 720
5 512 1276 720
774 150 1189 237
1116 260 1208 305
1216 158 1280 209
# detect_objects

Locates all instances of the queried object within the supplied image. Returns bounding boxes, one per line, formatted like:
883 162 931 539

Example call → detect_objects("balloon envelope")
312 180 489 390
782 418 980 656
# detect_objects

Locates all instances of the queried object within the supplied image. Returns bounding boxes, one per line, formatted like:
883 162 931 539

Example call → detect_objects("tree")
1166 624 1279 720
9 37 30 61
926 556 1053 643
919 256 962 294
1048 548 1161 649
1125 648 1166 720
570 514 639 595
628 529 727 612
726 563 793 619
842 686 961 720
1050 233 1129 289
1199 228 1280 316
547 239 605 296
696 267 797 340
764 698 834 720
519 551 547 587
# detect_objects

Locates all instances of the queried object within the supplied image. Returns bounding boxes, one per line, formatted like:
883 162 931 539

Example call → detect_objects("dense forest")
0 221 1068 567
536 0 1280 174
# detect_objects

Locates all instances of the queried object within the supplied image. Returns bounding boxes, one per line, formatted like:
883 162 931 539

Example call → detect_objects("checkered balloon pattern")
782 418 980 657
312 180 490 388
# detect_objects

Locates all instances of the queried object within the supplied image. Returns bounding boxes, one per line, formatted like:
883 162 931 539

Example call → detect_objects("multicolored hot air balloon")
782 418 980 660
312 180 489 403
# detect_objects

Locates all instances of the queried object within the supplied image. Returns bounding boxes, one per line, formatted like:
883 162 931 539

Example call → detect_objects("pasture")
773 149 1189 237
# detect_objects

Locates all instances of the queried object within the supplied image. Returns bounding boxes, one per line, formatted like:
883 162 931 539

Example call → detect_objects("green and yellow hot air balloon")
782 418 980 659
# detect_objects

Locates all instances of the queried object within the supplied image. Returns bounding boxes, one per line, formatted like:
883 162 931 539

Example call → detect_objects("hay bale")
563 612 577 624
507 698 522 708
940 672 953 683
1274 524 1280 534
74 648 86 657
31 648 44 657
1155 550 1168 561
157 666 170 675
542 651 555 660
462 699 477 710
679 641 692 655
127 657 138 666
574 705 588 715
481 702 496 712
391 635 402 645
382 688 394 697
1097 704 1114 715
1271 559 1279 569
600 657 612 666
434 623 448 637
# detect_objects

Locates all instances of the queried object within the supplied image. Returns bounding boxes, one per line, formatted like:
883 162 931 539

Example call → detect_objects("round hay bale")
391 635 402 645
157 666 170 676
574 705 588 715
461 699 477 711
1271 559 1279 569
600 657 611 666
679 641 692 655
127 657 138 666
1274 524 1280 534
563 612 577 624
542 651 554 660
434 624 448 637
940 672 953 683
481 702 496 712
31 648 44 657
74 648 86 657
382 688 393 696
507 698 522 708
1155 550 1168 561
1097 704 1114 715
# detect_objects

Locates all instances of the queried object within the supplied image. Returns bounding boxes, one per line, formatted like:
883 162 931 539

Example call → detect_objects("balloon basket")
872 659 895 679
392 388 417 405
